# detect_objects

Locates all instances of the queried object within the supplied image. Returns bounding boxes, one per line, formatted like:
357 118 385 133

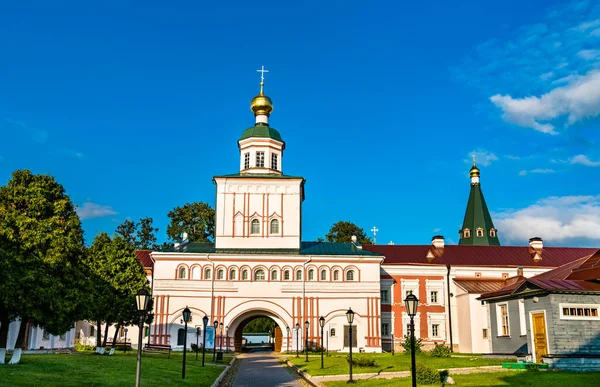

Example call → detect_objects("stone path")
232 353 303 387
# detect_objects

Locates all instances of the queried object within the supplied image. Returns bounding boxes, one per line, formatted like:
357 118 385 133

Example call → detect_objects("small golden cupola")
470 154 480 185
250 66 273 125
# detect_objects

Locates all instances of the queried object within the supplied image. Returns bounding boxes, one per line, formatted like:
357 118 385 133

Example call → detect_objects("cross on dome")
256 65 269 82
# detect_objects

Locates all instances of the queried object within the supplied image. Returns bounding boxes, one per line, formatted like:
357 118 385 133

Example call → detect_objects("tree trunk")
8 318 28 364
0 308 9 364
102 323 109 348
95 321 103 354
109 324 120 356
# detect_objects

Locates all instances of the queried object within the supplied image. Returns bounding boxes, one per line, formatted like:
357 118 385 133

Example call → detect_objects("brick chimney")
426 235 445 262
517 266 524 277
529 237 543 263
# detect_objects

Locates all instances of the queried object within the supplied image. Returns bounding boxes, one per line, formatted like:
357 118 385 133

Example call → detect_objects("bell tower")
213 68 304 250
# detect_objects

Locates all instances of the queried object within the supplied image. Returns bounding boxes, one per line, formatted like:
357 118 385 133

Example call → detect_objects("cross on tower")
371 226 379 245
257 65 269 82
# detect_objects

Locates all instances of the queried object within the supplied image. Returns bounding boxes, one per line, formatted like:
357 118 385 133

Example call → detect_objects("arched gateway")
147 76 384 353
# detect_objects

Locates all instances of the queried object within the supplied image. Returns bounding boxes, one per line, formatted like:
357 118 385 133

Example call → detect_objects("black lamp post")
405 294 419 387
213 320 218 361
124 328 128 349
304 320 310 362
295 323 300 358
195 327 200 361
181 307 191 379
135 289 151 387
225 326 229 353
219 322 223 354
286 327 290 353
201 315 208 367
391 333 395 355
319 316 325 369
346 307 355 384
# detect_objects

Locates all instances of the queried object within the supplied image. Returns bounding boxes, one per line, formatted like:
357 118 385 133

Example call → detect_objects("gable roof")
479 249 600 300
136 250 154 269
363 244 596 268
453 278 507 294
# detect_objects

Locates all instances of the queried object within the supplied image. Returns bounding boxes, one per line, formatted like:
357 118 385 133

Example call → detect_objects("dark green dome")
239 124 284 143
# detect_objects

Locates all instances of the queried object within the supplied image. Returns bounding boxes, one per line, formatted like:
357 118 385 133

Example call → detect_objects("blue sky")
1 0 599 247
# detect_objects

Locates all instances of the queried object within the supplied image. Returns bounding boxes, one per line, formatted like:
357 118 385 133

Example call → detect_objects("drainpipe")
303 257 312 343
446 265 453 352
207 255 215 320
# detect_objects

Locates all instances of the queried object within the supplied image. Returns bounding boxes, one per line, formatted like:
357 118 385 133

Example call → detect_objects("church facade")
141 76 597 355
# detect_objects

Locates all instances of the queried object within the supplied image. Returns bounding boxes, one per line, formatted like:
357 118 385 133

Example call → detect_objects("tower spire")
251 66 273 124
459 161 500 246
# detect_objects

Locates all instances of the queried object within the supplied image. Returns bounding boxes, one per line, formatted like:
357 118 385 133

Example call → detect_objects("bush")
191 344 199 353
345 356 379 367
400 334 423 353
430 343 451 358
525 363 540 372
74 343 94 352
414 363 439 385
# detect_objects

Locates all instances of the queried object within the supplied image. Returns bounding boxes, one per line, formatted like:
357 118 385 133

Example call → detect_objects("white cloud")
4 118 48 143
518 170 528 176
571 154 600 166
433 228 442 233
490 70 600 134
577 49 600 60
467 150 498 166
495 195 600 246
519 168 556 176
540 71 554 80
76 202 117 220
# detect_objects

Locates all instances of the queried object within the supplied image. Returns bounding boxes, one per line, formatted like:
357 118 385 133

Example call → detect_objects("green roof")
459 183 501 246
160 241 381 256
239 124 284 143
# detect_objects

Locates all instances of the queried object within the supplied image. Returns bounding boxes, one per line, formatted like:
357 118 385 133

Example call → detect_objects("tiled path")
232 353 302 387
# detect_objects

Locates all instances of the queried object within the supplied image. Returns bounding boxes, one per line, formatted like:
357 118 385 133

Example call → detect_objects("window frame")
463 228 471 238
270 218 280 234
271 153 278 170
320 270 327 281
308 269 315 281
178 266 187 279
242 269 249 281
251 219 260 234
256 151 265 168
497 303 510 336
244 152 250 169
284 270 290 281
476 228 484 237
204 267 212 280
229 269 237 280
333 270 340 281
296 270 302 281
254 269 266 281
271 269 278 281
559 303 600 320
217 268 224 280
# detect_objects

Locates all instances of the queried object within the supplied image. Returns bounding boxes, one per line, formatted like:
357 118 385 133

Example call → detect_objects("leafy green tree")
0 169 86 364
115 219 137 247
325 221 372 244
243 317 276 334
137 217 158 249
84 233 149 353
166 202 215 242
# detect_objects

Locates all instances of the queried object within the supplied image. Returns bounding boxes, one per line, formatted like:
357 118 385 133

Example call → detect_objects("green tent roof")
160 241 381 256
239 124 284 143
459 183 501 246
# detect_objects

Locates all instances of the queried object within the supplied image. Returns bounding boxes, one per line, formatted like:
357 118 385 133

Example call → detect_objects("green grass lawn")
0 350 231 386
286 352 511 376
323 370 600 386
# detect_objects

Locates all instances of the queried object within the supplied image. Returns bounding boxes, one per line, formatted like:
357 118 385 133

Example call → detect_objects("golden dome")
250 82 273 117
470 164 480 178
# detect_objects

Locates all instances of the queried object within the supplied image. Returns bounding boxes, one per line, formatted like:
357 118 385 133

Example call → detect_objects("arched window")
476 228 484 237
296 270 302 281
308 269 315 281
346 270 355 281
204 268 211 280
271 270 278 280
284 270 290 280
321 270 327 281
229 269 237 280
270 219 280 234
177 328 185 346
333 270 340 281
242 269 249 280
178 267 187 279
330 328 336 337
255 269 266 281
217 269 224 280
490 228 496 237
251 219 260 234
191 266 200 280
463 228 471 238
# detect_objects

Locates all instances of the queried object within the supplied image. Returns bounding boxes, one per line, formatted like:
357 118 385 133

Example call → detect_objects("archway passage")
233 316 282 352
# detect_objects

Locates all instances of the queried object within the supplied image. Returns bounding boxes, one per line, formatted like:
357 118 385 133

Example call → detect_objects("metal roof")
453 278 507 294
363 244 597 268
135 250 154 269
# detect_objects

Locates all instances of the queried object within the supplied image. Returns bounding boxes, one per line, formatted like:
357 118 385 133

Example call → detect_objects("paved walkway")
233 353 302 387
